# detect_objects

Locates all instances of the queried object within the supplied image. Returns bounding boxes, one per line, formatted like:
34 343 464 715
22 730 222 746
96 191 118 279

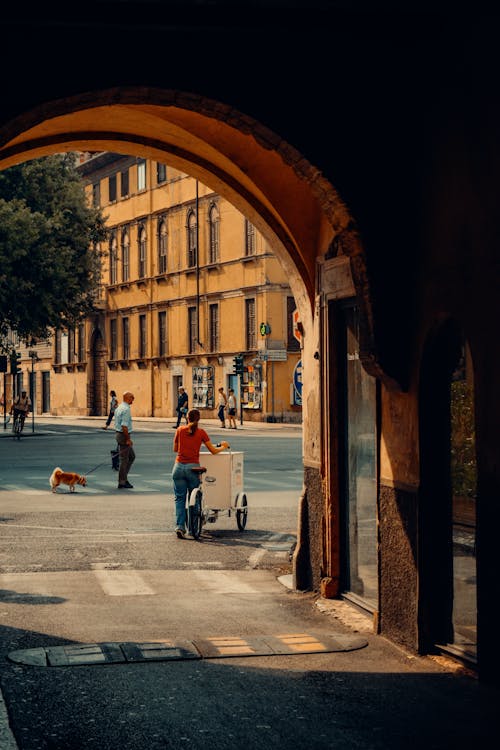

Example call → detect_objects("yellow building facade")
16 153 302 423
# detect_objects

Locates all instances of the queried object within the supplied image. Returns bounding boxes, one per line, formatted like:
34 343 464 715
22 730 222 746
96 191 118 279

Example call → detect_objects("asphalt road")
1 419 498 749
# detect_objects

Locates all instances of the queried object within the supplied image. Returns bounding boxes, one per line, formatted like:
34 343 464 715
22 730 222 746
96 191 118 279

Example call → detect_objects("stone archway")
0 87 381 592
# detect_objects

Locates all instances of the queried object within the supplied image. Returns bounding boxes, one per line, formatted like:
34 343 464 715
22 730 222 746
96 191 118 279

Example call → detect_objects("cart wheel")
236 493 248 531
187 489 203 540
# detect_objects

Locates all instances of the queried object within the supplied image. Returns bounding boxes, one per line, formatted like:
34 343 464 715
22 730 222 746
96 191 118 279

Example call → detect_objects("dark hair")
110 390 116 396
187 408 200 434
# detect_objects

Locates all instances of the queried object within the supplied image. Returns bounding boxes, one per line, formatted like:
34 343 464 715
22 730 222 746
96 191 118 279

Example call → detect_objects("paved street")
1 418 498 748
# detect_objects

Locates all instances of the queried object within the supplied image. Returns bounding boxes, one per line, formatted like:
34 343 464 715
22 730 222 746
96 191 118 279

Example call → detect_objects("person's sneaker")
176 528 185 539
118 482 134 489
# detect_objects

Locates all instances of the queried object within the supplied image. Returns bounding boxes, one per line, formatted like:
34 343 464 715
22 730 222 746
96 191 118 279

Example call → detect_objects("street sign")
292 309 302 344
293 359 302 405
259 322 271 336
266 350 287 361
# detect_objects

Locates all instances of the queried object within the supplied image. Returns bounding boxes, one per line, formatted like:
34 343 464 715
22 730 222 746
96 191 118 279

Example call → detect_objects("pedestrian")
114 391 135 489
216 386 227 428
173 386 189 428
227 388 237 429
172 408 229 538
102 389 118 429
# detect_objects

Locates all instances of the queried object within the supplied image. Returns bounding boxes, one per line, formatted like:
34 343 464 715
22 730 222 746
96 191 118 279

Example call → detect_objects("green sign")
259 322 271 336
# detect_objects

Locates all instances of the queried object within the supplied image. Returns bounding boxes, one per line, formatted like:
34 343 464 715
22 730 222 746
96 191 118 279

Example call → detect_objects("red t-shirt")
175 426 210 464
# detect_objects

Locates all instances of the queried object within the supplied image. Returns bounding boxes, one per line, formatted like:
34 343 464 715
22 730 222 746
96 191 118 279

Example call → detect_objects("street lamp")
28 350 38 433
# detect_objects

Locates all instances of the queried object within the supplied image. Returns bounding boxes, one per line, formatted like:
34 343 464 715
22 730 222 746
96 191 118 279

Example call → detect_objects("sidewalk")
1 414 303 437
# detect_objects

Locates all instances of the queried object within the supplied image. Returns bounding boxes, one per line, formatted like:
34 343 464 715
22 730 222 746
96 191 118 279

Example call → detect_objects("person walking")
172 408 229 538
227 388 237 429
114 391 135 489
173 386 189 428
216 386 227 428
102 389 118 429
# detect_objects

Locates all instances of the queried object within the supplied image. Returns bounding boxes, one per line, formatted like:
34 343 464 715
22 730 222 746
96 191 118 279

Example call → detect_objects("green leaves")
0 154 106 344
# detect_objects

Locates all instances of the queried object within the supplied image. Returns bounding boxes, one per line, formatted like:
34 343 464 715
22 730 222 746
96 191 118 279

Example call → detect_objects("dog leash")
83 446 129 477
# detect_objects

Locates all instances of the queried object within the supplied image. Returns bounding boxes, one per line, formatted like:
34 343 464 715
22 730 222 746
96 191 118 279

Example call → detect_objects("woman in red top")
172 408 229 538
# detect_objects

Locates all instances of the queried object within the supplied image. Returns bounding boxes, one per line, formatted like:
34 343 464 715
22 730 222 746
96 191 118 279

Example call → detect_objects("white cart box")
198 451 244 509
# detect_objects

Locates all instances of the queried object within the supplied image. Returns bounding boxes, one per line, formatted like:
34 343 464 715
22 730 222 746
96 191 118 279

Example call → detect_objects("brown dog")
49 467 87 493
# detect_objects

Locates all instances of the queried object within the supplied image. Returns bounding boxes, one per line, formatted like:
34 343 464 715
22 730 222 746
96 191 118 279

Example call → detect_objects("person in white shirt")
114 391 135 489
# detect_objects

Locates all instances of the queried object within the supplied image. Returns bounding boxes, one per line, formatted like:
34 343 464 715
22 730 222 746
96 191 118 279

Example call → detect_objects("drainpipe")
195 180 204 350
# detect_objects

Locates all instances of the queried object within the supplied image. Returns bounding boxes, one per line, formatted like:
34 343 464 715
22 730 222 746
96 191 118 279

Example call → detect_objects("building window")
121 229 130 282
287 296 300 351
92 182 100 208
68 328 75 363
110 319 117 360
109 174 117 202
187 210 197 267
121 169 129 198
245 219 256 256
157 163 167 184
246 298 256 349
122 317 129 360
78 323 85 362
188 306 197 353
54 329 61 364
158 311 167 357
158 219 167 274
208 204 219 263
110 234 118 284
138 225 147 278
139 314 147 359
209 304 219 352
137 159 146 191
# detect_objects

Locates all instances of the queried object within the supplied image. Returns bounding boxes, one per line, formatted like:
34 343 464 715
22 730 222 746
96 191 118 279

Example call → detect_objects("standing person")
10 390 31 433
172 408 229 538
114 391 135 489
216 386 227 428
102 389 118 429
227 388 237 429
173 386 189 429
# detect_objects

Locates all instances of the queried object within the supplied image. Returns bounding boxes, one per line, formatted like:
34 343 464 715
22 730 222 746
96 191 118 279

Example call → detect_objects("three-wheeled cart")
186 450 248 539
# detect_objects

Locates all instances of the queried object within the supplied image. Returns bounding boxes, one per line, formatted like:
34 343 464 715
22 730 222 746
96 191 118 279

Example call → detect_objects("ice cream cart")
185 450 248 539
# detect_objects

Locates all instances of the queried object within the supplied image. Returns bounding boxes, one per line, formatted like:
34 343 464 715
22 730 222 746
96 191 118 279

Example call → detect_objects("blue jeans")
172 462 200 530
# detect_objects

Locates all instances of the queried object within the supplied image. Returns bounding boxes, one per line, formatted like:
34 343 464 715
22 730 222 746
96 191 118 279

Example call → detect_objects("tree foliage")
0 153 107 348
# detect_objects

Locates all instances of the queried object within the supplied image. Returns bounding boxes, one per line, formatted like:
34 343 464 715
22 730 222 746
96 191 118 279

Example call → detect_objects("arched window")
121 229 129 282
208 204 219 263
187 210 197 267
158 219 167 274
138 225 147 278
110 234 118 284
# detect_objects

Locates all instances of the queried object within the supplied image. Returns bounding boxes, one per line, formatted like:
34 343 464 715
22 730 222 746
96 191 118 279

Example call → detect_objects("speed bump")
8 631 367 667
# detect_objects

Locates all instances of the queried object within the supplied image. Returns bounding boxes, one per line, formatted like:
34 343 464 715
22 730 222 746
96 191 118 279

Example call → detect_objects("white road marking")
91 567 155 596
193 570 259 594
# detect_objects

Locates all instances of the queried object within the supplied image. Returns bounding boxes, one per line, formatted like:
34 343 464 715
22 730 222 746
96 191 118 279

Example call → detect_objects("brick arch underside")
0 88 384 383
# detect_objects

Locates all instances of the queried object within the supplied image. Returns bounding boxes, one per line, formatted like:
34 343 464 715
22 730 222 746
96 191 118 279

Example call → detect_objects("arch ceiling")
0 88 355 313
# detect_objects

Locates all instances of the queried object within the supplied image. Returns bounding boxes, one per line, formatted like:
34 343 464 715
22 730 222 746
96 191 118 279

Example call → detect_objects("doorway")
42 371 50 413
335 300 378 612
90 329 107 416
419 320 477 663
